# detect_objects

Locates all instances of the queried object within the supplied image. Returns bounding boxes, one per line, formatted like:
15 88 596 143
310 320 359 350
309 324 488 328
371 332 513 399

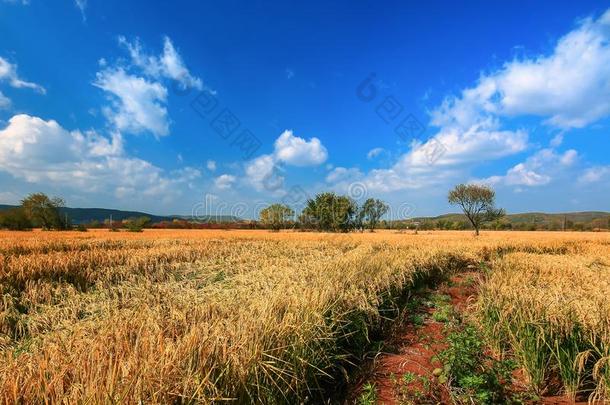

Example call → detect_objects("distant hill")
2 203 608 229
407 211 610 230
0 205 241 224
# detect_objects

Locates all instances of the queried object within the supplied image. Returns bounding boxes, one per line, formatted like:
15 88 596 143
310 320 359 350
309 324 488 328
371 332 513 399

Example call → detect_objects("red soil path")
348 271 592 404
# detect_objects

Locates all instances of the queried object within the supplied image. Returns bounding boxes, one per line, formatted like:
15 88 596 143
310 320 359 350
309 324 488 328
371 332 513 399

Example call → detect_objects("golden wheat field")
0 229 608 404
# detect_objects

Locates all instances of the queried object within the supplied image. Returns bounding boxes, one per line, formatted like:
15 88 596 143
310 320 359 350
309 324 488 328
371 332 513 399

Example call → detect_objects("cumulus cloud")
354 9 610 193
273 130 328 166
434 10 610 130
356 124 528 192
206 160 217 171
0 114 198 201
214 174 236 190
244 130 327 191
245 154 283 192
119 36 203 91
94 68 169 137
484 149 578 187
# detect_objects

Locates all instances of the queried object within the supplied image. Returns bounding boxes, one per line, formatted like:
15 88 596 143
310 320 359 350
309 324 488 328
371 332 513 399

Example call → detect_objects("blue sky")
1 1 610 218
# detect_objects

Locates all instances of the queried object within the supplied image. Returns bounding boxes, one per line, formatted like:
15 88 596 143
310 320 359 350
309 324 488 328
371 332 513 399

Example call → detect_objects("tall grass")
0 232 475 403
477 251 610 402
0 229 608 403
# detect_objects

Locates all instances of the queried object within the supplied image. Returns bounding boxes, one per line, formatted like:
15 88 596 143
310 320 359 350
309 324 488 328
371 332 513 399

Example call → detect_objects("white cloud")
325 167 363 184
353 9 610 194
357 124 528 192
550 132 565 147
273 130 328 166
488 164 551 187
243 130 328 192
94 36 202 137
93 68 169 137
579 166 610 184
484 149 578 187
206 160 217 171
0 191 20 205
119 36 203 90
433 10 610 130
244 154 283 192
1 0 30 5
0 91 10 109
214 174 236 190
0 114 197 202
367 147 385 160
0 56 45 98
74 0 87 21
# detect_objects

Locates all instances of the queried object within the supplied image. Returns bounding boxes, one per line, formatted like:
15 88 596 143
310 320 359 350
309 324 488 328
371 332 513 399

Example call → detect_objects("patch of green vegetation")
432 304 454 323
437 324 523 404
358 382 377 405
402 371 416 384
459 275 476 287
409 314 425 327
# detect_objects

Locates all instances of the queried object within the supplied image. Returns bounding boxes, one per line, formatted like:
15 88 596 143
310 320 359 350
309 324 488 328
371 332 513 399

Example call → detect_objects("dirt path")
347 271 592 405
348 271 478 404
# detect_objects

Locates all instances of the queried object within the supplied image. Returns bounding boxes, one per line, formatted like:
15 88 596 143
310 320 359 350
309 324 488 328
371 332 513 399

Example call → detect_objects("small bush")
437 325 516 404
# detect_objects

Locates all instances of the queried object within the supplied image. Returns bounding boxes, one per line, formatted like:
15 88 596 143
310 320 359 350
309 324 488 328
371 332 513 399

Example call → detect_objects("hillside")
407 211 610 230
0 205 241 224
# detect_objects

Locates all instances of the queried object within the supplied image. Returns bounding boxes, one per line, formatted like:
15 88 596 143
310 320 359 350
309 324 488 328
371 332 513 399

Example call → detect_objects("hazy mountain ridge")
0 205 241 224
1 204 608 227
410 211 610 227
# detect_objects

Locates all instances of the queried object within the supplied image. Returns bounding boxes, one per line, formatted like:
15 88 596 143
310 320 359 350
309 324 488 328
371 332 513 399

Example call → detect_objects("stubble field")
0 229 608 404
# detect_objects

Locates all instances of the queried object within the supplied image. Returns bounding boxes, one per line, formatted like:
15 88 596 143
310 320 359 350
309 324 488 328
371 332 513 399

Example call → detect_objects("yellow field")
0 229 608 403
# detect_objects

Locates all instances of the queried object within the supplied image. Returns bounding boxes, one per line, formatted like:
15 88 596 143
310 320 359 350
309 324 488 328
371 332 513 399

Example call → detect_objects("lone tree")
260 203 294 231
21 193 66 230
126 216 151 232
360 198 389 232
448 184 505 236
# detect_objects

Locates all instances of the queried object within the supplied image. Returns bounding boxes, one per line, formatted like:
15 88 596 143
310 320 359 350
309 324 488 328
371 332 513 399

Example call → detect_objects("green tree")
448 184 505 236
0 207 33 230
126 216 151 232
259 204 294 231
360 198 389 232
21 193 66 230
301 192 357 232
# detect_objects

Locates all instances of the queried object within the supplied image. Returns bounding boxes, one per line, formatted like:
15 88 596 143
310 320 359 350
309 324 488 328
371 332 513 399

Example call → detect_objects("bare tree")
448 184 505 236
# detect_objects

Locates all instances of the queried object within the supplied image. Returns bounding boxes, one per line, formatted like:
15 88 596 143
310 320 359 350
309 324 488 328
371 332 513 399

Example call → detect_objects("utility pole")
110 214 113 230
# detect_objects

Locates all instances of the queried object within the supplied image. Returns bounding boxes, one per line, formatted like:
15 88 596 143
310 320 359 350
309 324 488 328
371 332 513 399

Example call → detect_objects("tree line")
0 193 151 232
259 184 504 234
9 184 604 235
0 193 69 231
260 193 390 232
